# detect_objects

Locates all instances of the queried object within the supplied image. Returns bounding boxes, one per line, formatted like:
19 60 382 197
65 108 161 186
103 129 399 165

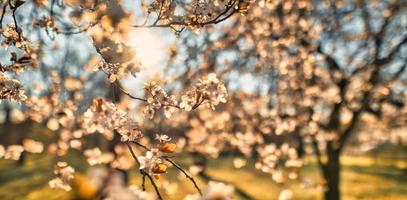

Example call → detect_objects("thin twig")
0 1 8 28
133 0 238 30
126 142 163 200
145 173 163 200
126 142 141 167
8 0 19 32
113 81 148 102
141 174 146 191
165 158 203 196
152 0 165 25
132 141 149 151
58 23 97 35
132 141 203 196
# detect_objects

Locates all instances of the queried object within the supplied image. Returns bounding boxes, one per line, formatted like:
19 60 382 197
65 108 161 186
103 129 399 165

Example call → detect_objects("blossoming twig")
165 158 203 196
126 142 163 200
132 141 203 197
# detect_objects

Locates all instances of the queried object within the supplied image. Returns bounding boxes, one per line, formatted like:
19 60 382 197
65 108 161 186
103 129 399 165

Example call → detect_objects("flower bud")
152 163 168 174
157 143 176 153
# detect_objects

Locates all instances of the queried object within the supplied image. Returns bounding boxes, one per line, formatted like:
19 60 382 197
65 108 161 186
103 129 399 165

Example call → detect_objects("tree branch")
132 141 203 196
126 142 163 200
133 0 238 31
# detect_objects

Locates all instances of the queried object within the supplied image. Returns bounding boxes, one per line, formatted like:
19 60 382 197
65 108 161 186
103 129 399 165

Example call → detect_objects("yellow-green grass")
0 153 406 200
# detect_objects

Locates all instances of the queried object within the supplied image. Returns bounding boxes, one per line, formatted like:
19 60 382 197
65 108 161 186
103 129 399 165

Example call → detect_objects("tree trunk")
322 150 340 200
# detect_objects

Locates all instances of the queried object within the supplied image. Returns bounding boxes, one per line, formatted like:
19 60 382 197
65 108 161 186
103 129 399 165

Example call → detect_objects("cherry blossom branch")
126 142 163 200
112 81 148 102
152 0 165 26
165 158 203 196
110 78 206 111
131 140 203 196
133 0 238 30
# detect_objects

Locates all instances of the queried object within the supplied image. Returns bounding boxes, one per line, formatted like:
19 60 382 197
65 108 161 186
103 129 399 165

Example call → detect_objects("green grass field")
0 152 406 200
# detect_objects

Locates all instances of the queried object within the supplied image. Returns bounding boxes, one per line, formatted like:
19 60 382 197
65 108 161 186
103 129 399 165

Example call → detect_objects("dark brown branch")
50 0 56 16
0 2 7 27
8 1 18 27
141 174 146 191
133 0 238 30
57 23 97 35
152 0 165 26
126 142 163 200
144 172 163 200
375 36 407 66
112 81 148 102
126 142 141 167
318 45 350 131
132 141 150 150
165 158 203 196
132 141 203 196
110 77 206 111
8 0 19 33
311 135 325 168
338 110 362 152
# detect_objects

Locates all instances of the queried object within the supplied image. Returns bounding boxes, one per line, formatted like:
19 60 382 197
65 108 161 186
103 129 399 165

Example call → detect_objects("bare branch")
165 158 203 196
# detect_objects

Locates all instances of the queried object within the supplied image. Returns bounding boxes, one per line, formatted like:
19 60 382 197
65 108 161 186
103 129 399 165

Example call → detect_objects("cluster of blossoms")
0 47 41 74
184 181 235 200
255 143 303 183
95 54 140 83
138 148 167 176
0 74 26 102
1 24 27 48
180 73 228 111
142 0 252 31
83 98 142 142
67 0 141 82
9 45 41 72
49 162 75 191
143 82 178 119
138 134 177 176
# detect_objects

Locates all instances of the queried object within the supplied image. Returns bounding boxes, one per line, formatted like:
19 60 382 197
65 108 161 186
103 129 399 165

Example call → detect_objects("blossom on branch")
144 82 178 119
180 73 228 111
0 73 26 102
83 98 143 142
